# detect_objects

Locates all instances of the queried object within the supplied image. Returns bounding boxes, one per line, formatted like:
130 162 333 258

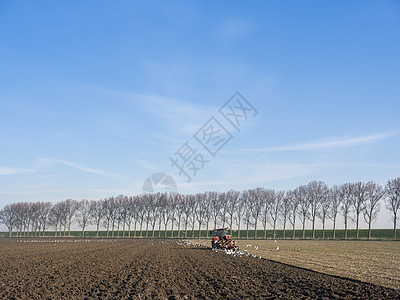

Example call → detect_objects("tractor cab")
213 227 231 240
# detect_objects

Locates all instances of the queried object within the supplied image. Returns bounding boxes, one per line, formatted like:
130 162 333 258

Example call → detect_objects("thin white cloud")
135 159 158 170
237 130 399 153
57 160 132 181
0 167 35 176
177 163 319 192
81 84 217 136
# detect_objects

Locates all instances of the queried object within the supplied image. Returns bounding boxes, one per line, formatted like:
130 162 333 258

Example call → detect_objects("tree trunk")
356 213 360 239
292 216 296 239
312 216 316 240
198 222 202 239
333 218 336 240
237 218 241 239
254 220 257 239
171 213 174 238
394 214 397 240
344 216 348 239
177 216 181 238
283 221 286 239
368 218 372 240
263 224 267 240
302 218 306 239
184 217 188 238
96 222 100 237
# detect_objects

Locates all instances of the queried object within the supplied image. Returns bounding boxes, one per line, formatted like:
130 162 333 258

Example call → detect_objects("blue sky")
1 1 399 228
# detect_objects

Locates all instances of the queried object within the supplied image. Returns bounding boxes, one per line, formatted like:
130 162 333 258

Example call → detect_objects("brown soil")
0 238 399 299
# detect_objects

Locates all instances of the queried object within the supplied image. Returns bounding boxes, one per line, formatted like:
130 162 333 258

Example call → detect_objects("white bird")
259 255 262 259
246 244 251 248
274 240 277 243
254 246 259 250
276 246 280 251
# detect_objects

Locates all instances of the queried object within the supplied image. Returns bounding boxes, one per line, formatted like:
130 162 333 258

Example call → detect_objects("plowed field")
0 238 399 299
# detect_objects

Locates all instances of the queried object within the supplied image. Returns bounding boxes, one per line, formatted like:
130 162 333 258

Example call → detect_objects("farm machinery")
211 227 238 250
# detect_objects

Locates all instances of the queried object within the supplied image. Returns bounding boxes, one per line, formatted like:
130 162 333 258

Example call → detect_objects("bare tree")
249 188 263 239
90 199 105 237
29 202 41 236
235 191 247 239
352 182 368 239
195 193 208 238
13 202 28 237
209 191 221 230
259 189 273 239
296 185 309 239
48 202 64 237
287 190 299 239
135 195 146 237
385 177 400 239
363 182 385 239
241 190 253 239
219 192 229 228
77 199 92 237
189 195 198 238
63 199 79 236
103 197 117 237
328 185 343 239
269 190 284 239
280 192 291 239
158 193 173 237
307 181 329 239
169 193 178 238
223 190 239 236
39 202 52 237
317 198 330 240
125 196 136 238
174 194 185 238
148 194 160 238
0 204 17 237
340 183 353 239
182 194 196 238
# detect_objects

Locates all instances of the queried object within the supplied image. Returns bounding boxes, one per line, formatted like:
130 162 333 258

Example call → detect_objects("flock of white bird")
177 240 280 261
17 239 116 243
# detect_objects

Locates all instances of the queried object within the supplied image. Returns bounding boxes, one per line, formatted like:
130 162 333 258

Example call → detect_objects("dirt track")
0 238 399 299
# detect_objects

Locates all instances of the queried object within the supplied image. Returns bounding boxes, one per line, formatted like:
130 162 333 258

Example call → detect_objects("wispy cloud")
0 167 36 176
82 85 218 136
236 130 399 153
57 160 132 181
178 162 319 192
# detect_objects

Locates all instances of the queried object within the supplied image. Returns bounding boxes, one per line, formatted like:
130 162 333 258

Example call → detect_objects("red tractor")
211 227 238 250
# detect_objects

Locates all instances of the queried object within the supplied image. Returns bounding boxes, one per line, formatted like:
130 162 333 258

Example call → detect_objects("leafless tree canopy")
1 178 399 239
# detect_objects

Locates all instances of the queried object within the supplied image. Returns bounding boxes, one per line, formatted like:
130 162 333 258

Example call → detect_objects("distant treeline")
1 178 399 240
1 229 397 240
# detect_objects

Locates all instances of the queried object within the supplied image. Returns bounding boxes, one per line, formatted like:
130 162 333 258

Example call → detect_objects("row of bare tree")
1 178 399 239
